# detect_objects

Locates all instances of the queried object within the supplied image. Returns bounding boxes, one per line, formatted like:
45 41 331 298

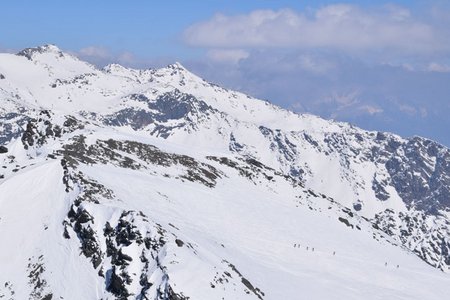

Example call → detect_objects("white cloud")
389 98 428 118
428 62 450 72
117 52 136 65
184 5 448 54
329 91 382 116
399 103 416 116
78 46 112 59
420 107 428 118
207 49 249 64
384 4 411 21
296 54 335 74
74 46 149 68
330 90 360 107
358 105 383 115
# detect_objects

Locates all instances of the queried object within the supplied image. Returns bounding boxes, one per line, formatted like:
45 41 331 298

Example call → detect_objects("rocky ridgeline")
59 147 192 299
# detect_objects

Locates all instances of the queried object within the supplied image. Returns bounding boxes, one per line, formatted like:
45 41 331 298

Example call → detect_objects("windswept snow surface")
0 45 450 299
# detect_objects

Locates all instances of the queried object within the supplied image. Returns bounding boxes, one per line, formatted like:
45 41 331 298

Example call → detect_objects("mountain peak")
103 63 130 73
16 44 65 60
39 44 62 52
167 61 188 71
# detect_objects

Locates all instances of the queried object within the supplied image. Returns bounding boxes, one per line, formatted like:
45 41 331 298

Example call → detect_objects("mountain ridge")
0 45 450 299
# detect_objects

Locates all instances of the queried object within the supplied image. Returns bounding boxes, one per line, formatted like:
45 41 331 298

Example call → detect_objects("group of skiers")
293 243 399 268
385 262 400 268
293 243 330 254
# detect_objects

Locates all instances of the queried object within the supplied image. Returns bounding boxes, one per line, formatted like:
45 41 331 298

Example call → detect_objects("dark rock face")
0 146 7 153
0 111 30 145
104 108 157 131
50 73 96 88
0 281 15 299
229 133 245 153
224 261 264 300
103 89 217 136
384 137 450 213
70 207 103 268
106 267 129 299
164 285 190 300
61 162 179 299
62 115 85 132
373 209 450 270
175 239 184 247
258 126 298 163
21 111 62 150
147 90 207 122
59 136 223 188
353 201 362 211
372 175 390 201
27 255 52 300
206 155 301 187
338 217 353 228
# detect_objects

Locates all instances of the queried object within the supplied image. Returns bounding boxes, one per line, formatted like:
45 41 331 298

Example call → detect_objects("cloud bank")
185 4 449 54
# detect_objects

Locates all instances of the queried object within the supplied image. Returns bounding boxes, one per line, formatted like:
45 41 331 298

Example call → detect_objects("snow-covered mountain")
1 45 449 300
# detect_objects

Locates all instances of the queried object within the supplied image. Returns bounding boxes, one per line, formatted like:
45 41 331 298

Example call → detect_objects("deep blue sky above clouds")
1 0 450 146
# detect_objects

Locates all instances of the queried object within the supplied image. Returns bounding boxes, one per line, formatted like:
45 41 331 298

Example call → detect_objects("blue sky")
2 0 413 56
1 0 450 146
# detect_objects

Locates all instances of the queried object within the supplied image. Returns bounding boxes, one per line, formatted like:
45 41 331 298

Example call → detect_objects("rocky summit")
0 45 450 300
